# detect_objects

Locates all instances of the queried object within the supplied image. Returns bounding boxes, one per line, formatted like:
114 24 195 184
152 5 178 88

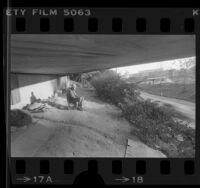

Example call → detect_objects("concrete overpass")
10 35 195 106
11 35 195 75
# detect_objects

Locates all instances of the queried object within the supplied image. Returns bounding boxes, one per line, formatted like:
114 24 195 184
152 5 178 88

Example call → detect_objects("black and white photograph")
10 35 195 158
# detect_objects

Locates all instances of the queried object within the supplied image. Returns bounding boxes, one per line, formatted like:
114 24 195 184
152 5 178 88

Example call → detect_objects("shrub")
121 101 195 157
90 70 195 157
122 100 173 123
91 70 139 105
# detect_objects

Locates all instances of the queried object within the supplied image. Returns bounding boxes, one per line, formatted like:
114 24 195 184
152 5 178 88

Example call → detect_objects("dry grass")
139 83 195 102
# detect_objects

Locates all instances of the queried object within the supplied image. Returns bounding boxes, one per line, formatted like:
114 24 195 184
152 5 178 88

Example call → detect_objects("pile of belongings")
23 102 47 113
47 97 69 110
23 97 69 112
10 109 32 127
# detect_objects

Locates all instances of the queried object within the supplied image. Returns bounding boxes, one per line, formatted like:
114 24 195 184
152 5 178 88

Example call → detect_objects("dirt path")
11 87 166 157
140 91 195 129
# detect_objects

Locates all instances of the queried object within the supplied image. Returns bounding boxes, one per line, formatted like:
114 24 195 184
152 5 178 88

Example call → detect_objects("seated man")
66 84 84 110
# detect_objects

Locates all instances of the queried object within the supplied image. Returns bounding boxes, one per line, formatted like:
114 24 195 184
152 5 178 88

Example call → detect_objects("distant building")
140 77 173 85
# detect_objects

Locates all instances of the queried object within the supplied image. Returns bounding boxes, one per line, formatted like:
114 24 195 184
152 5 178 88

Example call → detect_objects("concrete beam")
11 35 195 74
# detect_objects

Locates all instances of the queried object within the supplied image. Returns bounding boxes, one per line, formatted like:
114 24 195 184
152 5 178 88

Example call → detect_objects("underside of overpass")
10 35 195 106
11 35 195 75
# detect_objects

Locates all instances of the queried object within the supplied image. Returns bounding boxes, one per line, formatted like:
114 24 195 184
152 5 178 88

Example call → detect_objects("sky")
112 57 195 76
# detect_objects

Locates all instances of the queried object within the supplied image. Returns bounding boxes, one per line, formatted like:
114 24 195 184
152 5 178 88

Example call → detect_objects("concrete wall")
10 74 70 108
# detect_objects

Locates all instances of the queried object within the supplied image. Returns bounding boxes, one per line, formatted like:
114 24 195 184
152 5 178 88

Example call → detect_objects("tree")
178 57 195 91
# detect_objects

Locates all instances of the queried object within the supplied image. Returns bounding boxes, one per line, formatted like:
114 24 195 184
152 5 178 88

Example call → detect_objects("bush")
121 101 195 157
122 100 173 124
90 70 195 157
91 70 140 105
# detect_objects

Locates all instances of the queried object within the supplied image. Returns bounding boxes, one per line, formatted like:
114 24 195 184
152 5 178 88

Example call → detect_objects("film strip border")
4 8 200 33
6 7 200 185
10 158 199 185
12 16 197 33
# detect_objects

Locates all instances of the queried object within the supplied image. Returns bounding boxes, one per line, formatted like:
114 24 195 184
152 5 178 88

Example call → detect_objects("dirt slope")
11 87 166 157
140 91 195 129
